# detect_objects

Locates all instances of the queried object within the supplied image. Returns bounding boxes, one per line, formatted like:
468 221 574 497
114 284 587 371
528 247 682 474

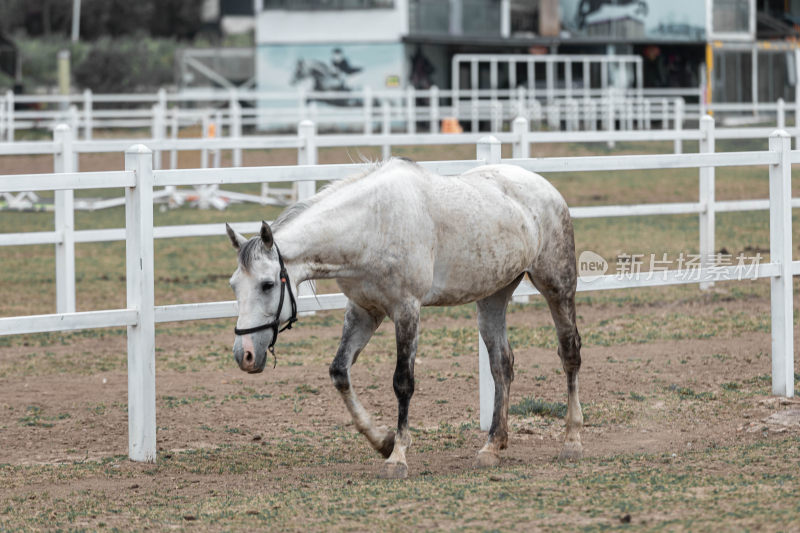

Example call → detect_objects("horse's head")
225 221 298 374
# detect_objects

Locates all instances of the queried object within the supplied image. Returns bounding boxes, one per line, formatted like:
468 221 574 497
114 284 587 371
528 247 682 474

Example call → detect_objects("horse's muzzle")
235 348 264 373
234 337 266 373
233 343 267 374
243 350 263 373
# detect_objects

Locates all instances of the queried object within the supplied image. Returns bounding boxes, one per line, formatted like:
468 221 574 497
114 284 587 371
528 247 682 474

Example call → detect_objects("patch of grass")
668 384 716 400
16 406 69 428
509 396 567 419
295 384 319 395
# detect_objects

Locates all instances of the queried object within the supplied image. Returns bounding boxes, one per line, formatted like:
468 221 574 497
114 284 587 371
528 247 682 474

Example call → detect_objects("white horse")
225 158 583 479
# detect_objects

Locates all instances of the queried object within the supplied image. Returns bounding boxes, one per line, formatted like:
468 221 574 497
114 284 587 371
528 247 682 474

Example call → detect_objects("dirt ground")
2 146 800 530
0 296 792 465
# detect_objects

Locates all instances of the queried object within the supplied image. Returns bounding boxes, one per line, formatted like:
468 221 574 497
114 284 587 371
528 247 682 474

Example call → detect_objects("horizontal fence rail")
0 119 796 463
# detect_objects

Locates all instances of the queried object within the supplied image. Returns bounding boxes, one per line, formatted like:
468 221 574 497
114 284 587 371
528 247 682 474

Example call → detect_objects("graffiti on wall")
258 42 404 107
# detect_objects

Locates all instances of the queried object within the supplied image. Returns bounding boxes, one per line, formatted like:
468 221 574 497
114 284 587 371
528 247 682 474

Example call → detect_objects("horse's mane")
271 157 417 231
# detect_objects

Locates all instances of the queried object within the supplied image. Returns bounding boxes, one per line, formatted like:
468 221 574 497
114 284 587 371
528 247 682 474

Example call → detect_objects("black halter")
233 243 298 359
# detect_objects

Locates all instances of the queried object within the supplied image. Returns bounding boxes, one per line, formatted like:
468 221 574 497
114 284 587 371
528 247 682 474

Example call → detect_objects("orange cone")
441 117 463 134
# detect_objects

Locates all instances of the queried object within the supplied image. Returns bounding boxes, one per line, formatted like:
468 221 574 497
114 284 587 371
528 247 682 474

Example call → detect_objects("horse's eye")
261 281 275 292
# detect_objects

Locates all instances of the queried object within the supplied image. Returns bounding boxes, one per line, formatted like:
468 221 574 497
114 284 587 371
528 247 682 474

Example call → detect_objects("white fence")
4 96 799 176
0 121 796 463
7 85 788 141
2 86 680 138
5 117 800 315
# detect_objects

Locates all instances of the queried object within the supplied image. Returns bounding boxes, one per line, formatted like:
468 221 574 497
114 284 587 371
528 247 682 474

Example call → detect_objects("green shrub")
10 35 176 92
73 37 175 93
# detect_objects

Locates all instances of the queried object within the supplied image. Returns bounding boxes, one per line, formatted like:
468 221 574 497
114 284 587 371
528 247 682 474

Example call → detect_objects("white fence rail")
0 122 796 462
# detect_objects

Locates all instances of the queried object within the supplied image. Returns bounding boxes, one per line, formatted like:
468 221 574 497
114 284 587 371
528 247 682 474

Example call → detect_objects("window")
710 0 754 39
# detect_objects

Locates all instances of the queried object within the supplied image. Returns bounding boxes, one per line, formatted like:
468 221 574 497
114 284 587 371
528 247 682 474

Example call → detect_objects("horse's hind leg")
475 275 524 468
529 266 584 462
329 301 395 458
380 300 421 480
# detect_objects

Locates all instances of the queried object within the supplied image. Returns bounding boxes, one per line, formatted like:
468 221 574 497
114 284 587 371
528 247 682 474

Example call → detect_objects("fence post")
636 97 644 130
644 99 651 130
511 116 529 159
777 98 785 129
53 124 76 314
516 85 526 118
430 85 440 134
698 116 716 290
406 86 416 134
169 108 179 170
82 89 93 140
151 104 164 170
471 98 479 133
213 109 223 168
201 113 209 169
476 135 501 431
296 120 317 314
5 90 14 142
0 95 4 142
124 143 157 462
795 75 800 148
570 99 580 131
232 101 243 167
768 130 794 398
381 100 391 160
674 98 684 155
230 91 243 167
154 92 167 170
547 101 560 130
68 105 80 145
363 86 373 135
491 101 502 132
606 89 615 148
297 120 317 198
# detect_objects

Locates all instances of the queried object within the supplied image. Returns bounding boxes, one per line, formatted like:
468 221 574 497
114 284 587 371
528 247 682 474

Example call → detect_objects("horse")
225 158 583 479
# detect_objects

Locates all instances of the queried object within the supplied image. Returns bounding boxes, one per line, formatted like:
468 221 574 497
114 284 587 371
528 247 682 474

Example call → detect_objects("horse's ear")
225 223 247 250
260 220 274 249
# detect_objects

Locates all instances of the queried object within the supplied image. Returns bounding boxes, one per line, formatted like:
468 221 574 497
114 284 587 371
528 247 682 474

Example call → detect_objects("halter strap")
234 243 298 356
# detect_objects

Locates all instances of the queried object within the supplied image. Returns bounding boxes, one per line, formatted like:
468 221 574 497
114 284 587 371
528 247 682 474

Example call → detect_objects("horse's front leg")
380 303 420 479
329 302 395 457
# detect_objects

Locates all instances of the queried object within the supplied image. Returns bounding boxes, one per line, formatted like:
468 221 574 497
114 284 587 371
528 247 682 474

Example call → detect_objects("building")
253 0 800 107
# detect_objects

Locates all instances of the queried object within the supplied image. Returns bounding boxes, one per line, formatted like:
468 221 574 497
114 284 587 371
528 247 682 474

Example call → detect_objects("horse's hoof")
379 461 408 479
558 442 583 462
377 431 396 459
474 450 500 468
